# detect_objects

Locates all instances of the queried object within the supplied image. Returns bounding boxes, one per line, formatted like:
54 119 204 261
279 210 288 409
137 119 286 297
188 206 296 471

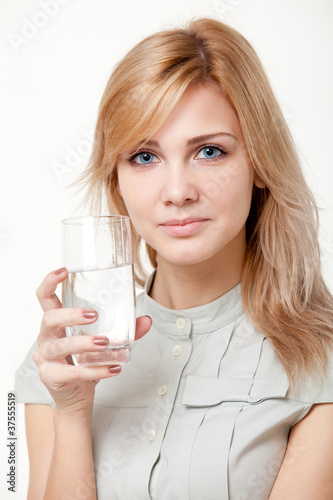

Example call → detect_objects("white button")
176 317 186 329
172 345 182 357
148 430 156 442
158 384 168 396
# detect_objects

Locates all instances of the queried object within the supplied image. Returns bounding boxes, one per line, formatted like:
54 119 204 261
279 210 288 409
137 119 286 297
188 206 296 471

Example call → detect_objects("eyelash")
126 144 228 167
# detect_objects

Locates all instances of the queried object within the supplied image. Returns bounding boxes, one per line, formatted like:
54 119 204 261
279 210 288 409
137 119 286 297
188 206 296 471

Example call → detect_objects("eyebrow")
139 132 237 148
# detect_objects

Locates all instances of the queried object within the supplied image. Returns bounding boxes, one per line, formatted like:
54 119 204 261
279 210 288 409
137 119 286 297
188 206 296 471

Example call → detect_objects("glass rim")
61 215 130 225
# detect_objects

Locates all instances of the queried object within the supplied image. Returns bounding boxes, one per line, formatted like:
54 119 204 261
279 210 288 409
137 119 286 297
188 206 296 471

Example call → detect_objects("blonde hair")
74 17 333 391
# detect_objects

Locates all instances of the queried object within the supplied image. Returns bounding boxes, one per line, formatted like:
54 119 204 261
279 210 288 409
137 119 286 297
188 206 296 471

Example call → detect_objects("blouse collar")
141 269 244 336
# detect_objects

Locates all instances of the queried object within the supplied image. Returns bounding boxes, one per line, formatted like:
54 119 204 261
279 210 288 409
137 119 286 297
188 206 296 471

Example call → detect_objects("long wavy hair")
73 17 333 391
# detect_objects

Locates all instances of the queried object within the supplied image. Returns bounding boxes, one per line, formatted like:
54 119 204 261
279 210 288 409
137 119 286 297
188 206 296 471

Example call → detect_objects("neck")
149 232 245 310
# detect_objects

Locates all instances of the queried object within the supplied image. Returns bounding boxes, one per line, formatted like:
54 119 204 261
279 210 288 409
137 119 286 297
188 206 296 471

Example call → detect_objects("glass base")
72 346 132 366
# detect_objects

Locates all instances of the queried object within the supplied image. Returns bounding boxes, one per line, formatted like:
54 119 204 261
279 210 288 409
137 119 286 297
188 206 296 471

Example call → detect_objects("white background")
1 0 332 498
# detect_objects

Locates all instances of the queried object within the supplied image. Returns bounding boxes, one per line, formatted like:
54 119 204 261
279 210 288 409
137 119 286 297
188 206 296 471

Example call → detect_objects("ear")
254 173 266 189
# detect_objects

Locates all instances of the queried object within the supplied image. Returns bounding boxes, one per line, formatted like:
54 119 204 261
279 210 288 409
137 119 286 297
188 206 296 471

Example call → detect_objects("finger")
38 307 98 344
36 267 68 312
134 315 152 341
39 361 121 386
36 334 109 363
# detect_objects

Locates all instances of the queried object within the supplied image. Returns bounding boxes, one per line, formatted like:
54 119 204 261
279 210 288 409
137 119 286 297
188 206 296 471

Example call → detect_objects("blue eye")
127 144 227 166
196 146 225 160
130 151 157 165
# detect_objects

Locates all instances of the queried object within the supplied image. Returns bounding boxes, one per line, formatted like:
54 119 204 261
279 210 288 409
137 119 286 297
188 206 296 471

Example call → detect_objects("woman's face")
116 82 264 268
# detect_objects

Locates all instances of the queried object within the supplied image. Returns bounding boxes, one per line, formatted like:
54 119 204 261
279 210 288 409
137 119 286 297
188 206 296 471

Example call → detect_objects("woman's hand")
33 267 152 416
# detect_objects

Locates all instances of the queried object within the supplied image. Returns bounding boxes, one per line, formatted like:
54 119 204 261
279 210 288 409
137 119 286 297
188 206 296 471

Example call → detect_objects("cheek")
200 154 253 202
118 174 138 209
118 177 154 224
214 170 254 222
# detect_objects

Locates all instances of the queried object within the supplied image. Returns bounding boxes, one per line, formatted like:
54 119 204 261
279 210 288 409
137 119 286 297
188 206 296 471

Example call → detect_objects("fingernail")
82 309 97 319
92 336 109 346
55 267 66 275
109 366 121 374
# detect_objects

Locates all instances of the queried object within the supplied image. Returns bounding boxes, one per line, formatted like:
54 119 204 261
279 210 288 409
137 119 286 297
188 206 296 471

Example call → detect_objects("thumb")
134 316 152 341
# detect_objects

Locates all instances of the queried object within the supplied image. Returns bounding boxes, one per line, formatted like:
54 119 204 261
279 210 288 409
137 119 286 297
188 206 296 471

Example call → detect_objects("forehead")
147 83 242 146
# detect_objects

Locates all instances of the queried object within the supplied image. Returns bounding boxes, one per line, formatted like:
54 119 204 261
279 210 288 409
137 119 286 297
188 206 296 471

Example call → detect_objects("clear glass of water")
61 215 136 366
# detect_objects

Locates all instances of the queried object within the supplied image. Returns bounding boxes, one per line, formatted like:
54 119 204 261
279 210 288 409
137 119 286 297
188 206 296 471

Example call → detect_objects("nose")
160 163 199 206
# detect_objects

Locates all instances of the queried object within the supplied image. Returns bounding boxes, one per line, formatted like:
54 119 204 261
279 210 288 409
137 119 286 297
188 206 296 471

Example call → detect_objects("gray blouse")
15 270 333 499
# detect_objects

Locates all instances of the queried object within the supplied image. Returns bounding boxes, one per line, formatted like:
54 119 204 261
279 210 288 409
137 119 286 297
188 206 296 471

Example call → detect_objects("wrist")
53 404 93 425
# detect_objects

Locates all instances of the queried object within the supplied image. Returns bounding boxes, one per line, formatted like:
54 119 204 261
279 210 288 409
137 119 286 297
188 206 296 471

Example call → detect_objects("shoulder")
285 347 333 404
249 319 333 405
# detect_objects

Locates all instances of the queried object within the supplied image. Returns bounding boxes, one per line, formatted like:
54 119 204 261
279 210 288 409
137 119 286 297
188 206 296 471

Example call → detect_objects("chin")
157 248 217 267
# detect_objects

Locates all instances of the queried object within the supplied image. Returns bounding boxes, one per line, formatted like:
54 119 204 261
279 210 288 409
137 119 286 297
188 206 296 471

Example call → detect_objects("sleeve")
287 347 333 404
14 340 55 405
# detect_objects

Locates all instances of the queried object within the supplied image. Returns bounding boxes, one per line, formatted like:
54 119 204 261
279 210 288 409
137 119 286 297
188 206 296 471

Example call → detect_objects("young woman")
15 17 333 500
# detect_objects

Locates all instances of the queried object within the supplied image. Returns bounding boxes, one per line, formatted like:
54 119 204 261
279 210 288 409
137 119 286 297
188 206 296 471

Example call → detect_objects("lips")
161 218 208 226
159 218 210 236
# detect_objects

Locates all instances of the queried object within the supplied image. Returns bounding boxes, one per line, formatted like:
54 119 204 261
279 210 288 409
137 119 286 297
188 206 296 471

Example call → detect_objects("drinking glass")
61 215 136 366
